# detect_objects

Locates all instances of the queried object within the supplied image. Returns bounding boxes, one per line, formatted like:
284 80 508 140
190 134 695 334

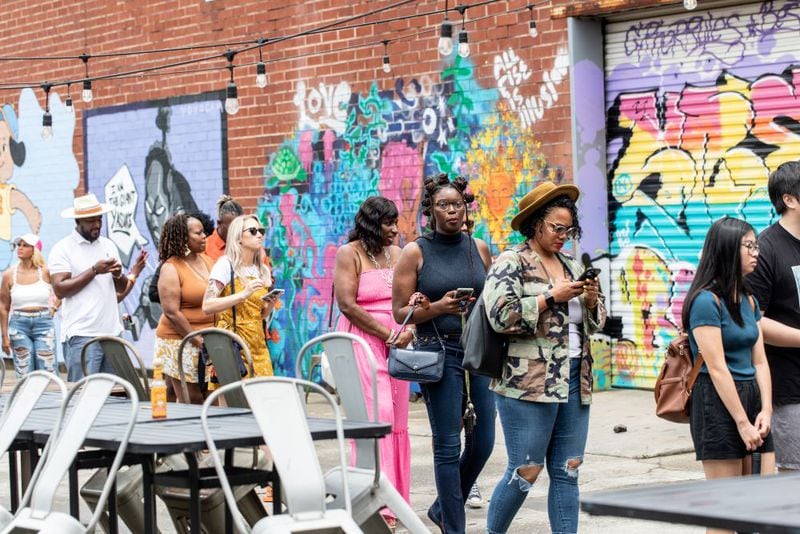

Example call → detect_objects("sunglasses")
543 220 579 239
245 227 266 236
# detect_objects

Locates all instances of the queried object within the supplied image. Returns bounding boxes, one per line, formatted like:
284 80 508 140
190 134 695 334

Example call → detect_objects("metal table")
581 472 800 533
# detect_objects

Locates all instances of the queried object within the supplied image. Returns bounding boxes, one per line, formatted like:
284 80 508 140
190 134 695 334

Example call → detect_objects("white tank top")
10 266 52 311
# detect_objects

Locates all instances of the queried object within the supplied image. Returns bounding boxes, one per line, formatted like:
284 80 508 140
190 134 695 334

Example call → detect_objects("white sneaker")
466 483 483 508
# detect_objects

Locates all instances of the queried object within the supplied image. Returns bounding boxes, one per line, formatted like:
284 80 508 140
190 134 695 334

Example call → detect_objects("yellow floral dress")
215 276 274 378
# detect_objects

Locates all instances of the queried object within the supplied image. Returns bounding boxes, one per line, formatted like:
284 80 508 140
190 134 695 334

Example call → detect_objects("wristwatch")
544 290 556 308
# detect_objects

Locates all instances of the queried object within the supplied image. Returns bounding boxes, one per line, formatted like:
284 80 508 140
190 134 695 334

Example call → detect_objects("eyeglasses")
543 220 578 239
245 227 266 236
434 200 465 211
741 241 759 254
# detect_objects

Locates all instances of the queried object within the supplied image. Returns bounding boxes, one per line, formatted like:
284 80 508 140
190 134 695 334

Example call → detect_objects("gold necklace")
362 242 393 287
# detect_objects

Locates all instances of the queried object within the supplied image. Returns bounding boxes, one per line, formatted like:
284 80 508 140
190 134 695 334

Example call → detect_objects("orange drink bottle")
151 357 167 419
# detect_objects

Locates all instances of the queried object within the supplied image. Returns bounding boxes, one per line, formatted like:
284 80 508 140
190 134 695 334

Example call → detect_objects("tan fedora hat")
510 181 580 231
60 193 113 219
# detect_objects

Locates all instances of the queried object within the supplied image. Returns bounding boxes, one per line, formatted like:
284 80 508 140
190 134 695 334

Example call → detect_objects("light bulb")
438 20 454 57
683 0 697 9
41 112 53 140
82 80 93 103
65 95 74 113
457 30 470 58
255 62 267 88
528 20 538 38
225 83 240 115
382 55 391 73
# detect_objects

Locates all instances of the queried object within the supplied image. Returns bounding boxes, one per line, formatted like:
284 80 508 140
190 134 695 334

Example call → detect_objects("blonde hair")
225 215 270 282
31 248 45 268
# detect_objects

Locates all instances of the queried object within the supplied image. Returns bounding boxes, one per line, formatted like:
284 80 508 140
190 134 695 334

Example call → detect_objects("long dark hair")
681 217 755 328
347 196 399 255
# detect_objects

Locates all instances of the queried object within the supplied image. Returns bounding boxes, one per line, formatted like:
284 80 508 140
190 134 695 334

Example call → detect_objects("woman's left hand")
755 410 772 438
583 278 599 309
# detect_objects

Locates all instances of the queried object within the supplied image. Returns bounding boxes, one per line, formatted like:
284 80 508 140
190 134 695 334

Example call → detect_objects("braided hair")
420 173 475 235
158 213 190 262
347 196 399 255
217 195 243 219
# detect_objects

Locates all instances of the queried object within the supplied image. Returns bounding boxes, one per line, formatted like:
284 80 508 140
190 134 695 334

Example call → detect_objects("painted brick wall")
0 0 571 372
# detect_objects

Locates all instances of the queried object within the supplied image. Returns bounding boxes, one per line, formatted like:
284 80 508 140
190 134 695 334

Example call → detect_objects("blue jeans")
63 335 113 382
486 358 590 534
8 311 56 378
420 339 496 533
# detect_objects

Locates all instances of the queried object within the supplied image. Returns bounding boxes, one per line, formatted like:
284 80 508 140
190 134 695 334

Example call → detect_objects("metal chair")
178 327 255 408
0 371 67 530
201 377 363 534
80 335 150 400
3 373 138 534
0 357 5 389
297 332 429 533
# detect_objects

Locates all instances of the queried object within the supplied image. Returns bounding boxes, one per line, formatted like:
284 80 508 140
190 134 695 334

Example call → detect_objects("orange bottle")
151 357 167 419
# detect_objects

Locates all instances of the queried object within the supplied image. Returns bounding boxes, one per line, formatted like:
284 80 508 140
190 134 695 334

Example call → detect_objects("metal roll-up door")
603 1 799 388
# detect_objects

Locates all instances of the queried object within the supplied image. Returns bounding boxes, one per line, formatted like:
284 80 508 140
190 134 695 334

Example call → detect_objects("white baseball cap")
13 233 42 250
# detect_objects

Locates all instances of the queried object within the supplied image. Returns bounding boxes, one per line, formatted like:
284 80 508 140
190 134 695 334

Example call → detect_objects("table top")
581 472 800 533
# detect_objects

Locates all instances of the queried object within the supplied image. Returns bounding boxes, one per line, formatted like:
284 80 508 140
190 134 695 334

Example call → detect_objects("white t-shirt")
568 297 583 358
208 258 270 288
48 230 123 341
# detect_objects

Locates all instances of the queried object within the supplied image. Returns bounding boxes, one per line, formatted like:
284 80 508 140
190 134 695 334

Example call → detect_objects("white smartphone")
454 287 474 300
262 288 285 300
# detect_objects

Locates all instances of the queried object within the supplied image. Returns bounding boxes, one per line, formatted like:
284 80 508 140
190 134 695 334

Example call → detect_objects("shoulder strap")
687 292 721 393
229 259 237 331
328 283 336 331
11 265 17 285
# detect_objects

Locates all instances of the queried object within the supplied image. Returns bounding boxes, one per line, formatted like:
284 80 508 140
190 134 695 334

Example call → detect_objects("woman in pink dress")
333 196 412 529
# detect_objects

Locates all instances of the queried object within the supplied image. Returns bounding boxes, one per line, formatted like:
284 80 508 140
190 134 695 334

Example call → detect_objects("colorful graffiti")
86 93 226 363
604 0 799 387
259 54 565 376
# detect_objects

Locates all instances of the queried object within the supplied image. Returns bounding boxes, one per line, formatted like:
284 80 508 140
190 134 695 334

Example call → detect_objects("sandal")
384 516 397 531
262 485 273 503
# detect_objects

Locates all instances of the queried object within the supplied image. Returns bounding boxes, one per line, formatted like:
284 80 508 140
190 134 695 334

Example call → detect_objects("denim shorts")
690 374 774 460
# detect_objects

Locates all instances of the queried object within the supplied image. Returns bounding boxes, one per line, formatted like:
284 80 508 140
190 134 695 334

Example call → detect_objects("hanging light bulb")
528 20 538 38
381 41 391 73
255 62 267 88
438 19 454 57
225 83 240 115
65 84 74 114
684 0 697 9
41 112 53 140
82 80 93 103
457 29 470 58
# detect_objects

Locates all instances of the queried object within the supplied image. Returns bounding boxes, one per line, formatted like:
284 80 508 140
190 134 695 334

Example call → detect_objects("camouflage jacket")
483 243 607 404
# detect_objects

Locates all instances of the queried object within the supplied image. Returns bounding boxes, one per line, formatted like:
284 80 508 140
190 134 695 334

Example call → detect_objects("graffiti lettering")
294 80 352 134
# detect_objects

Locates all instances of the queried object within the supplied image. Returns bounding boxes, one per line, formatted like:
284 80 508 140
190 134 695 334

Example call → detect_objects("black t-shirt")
746 222 800 406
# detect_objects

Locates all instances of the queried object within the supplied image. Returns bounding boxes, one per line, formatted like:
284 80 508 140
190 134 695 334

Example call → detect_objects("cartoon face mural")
600 0 800 387
258 53 571 376
0 103 42 242
85 93 226 364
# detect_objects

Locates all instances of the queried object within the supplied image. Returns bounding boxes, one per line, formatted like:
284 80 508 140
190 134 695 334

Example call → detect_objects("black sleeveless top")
416 231 487 338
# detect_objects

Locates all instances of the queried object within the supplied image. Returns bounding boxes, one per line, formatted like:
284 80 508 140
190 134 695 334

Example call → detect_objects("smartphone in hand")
454 287 474 300
577 268 601 282
262 288 285 300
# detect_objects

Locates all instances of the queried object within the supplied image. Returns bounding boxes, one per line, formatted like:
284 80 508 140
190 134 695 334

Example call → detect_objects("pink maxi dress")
336 268 411 503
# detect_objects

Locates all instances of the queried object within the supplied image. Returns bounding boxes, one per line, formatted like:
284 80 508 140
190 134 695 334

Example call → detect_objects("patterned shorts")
155 336 208 383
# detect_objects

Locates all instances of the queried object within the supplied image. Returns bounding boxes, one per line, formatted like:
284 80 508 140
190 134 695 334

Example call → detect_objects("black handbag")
388 306 445 383
460 295 508 379
210 262 249 383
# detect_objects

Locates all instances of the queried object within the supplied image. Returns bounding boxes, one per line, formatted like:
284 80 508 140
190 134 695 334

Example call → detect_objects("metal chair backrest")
18 373 139 533
297 332 379 471
202 377 351 533
0 371 67 461
0 358 5 389
178 327 255 408
80 336 150 401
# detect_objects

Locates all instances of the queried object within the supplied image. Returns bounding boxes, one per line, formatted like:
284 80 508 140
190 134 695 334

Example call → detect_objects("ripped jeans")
8 311 56 378
486 358 589 534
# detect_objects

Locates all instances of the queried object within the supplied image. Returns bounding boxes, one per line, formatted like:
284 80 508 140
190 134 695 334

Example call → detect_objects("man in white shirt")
49 194 130 381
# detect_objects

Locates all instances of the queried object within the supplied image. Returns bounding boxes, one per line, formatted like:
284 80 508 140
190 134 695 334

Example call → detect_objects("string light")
80 54 93 102
457 5 470 58
527 5 538 38
438 0 454 57
382 40 391 73
684 0 697 9
65 83 73 113
224 51 239 115
255 38 267 88
41 83 53 140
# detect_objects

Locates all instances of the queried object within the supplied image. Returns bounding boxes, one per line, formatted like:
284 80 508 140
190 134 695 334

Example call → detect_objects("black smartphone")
454 287 474 300
577 268 601 282
262 288 285 300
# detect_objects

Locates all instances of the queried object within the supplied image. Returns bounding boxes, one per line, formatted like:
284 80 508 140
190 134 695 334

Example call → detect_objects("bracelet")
386 328 397 344
408 292 424 306
127 273 137 283
91 265 99 276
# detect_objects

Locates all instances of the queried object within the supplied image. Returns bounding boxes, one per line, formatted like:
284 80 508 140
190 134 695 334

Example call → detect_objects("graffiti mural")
604 0 800 387
259 55 567 376
86 93 226 363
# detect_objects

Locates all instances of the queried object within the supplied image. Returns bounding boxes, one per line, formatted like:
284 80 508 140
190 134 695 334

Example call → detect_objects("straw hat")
60 193 112 219
12 233 42 251
510 181 580 231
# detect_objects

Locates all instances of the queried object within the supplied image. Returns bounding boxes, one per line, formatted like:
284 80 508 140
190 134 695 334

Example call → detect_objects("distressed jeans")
486 358 590 534
8 311 56 378
420 340 496 533
63 335 113 382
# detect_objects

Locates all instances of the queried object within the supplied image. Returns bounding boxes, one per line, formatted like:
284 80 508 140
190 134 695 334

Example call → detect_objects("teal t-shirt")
688 290 761 381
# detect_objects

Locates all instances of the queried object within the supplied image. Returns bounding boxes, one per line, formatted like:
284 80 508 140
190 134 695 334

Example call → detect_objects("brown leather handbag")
653 334 704 423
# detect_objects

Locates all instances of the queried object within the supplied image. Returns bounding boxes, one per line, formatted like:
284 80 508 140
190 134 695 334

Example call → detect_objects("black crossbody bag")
387 306 445 383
